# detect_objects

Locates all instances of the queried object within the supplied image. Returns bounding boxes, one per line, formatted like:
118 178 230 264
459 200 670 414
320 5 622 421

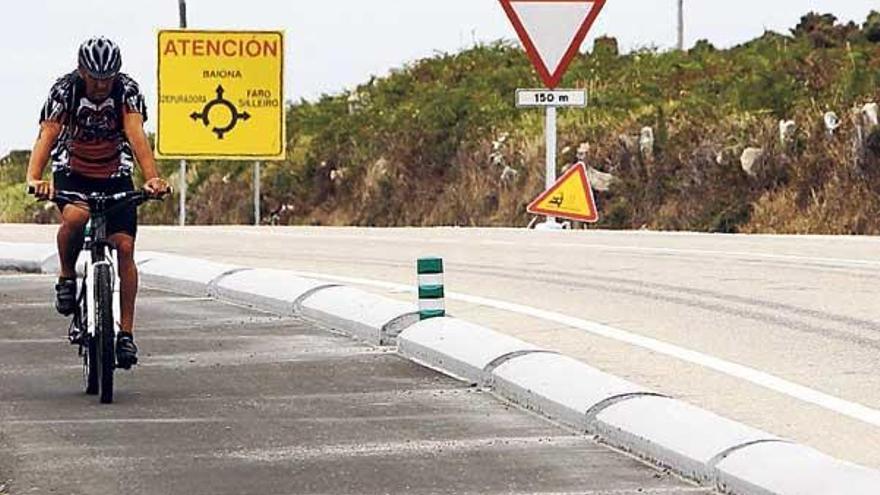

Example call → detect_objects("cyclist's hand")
144 177 171 198
27 179 53 201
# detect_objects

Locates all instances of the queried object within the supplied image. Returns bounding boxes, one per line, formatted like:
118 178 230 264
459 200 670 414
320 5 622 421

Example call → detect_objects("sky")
1 0 877 156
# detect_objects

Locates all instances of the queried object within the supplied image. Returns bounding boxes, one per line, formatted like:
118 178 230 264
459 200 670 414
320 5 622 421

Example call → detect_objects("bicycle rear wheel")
94 264 115 404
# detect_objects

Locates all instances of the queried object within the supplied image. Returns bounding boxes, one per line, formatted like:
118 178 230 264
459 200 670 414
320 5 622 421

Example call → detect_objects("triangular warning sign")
527 163 599 223
499 0 606 89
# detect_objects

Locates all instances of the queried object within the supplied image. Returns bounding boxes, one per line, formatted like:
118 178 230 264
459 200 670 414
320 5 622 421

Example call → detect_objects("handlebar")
26 186 172 209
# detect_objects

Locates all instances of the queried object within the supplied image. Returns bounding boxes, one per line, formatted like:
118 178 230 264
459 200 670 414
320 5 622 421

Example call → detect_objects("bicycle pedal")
68 327 84 345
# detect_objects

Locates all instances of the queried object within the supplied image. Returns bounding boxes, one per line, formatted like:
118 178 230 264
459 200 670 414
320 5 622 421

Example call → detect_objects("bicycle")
28 187 167 404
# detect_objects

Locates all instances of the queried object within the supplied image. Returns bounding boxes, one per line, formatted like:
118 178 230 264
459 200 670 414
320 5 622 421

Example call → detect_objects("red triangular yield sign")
527 162 599 223
499 0 606 89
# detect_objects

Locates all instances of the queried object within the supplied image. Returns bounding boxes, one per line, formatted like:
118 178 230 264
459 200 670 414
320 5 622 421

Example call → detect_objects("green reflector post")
417 257 444 275
417 257 445 320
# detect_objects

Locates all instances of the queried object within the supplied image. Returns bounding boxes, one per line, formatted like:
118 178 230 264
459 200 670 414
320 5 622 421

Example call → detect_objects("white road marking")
5 418 223 425
185 227 880 269
288 270 880 428
219 435 586 462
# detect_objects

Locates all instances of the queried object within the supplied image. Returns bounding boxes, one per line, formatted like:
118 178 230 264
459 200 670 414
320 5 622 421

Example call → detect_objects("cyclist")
25 37 170 369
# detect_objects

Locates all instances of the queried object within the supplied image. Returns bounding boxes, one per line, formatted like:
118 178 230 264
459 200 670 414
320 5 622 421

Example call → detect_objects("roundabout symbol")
190 85 251 140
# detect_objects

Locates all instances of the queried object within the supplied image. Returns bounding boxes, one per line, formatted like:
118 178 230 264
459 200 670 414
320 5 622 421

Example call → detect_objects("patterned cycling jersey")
39 71 147 179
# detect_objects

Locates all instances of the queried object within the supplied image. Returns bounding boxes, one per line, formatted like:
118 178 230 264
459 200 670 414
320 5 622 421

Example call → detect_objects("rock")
618 134 638 154
862 103 879 129
824 111 840 135
851 103 879 164
639 127 654 160
330 167 348 185
576 142 590 162
740 148 764 177
586 166 616 192
500 165 519 183
492 133 509 152
779 119 797 144
490 151 505 166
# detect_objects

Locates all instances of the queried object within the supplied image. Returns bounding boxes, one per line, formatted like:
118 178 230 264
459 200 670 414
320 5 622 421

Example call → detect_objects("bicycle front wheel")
81 281 99 396
94 264 115 404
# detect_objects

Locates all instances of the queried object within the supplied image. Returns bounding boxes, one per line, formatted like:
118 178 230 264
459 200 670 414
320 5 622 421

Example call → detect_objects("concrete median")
297 285 419 345
592 395 781 485
209 267 337 315
137 253 243 297
715 441 880 495
397 316 543 385
490 352 660 432
0 242 55 273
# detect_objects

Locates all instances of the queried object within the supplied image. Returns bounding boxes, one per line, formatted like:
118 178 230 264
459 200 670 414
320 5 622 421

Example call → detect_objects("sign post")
254 161 261 225
499 0 605 228
545 106 557 225
177 0 187 227
157 30 285 226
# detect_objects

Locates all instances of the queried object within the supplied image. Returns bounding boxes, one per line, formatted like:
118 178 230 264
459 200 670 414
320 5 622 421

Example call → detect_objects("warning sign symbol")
189 85 251 140
527 162 599 223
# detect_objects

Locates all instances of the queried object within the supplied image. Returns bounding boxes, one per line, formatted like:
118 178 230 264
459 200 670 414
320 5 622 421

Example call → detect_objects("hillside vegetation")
3 12 880 233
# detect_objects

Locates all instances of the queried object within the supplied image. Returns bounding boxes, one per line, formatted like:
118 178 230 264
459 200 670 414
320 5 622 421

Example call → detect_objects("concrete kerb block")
490 352 660 432
41 249 166 277
715 441 880 495
0 242 56 273
138 253 243 297
592 395 780 485
397 317 543 385
209 268 337 315
297 285 419 346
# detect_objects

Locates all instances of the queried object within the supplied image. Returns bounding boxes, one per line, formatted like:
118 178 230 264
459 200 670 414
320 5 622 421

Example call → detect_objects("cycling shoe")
116 333 139 370
55 278 77 316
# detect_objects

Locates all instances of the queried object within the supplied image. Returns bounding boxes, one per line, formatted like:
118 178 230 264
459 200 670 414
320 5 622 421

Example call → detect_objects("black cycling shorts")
53 172 138 238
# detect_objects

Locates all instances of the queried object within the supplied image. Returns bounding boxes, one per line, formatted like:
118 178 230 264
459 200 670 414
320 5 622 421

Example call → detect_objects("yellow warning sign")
156 30 285 160
527 162 599 223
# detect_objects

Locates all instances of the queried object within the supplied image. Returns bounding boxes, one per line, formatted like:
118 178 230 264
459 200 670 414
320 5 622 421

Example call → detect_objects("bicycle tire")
95 264 115 404
81 283 99 395
85 338 98 395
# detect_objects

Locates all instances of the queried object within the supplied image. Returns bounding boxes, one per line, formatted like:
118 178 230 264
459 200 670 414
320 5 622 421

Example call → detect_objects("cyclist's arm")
26 122 62 198
122 111 159 181
123 111 169 195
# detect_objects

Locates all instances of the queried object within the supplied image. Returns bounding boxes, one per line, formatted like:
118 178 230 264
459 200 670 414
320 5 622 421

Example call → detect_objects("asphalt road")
0 273 708 495
0 225 866 470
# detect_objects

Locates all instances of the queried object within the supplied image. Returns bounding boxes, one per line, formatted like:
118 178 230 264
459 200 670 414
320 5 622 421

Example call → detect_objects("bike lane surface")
0 273 710 495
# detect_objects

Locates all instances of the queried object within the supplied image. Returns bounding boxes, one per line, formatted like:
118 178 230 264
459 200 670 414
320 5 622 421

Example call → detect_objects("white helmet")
78 37 122 79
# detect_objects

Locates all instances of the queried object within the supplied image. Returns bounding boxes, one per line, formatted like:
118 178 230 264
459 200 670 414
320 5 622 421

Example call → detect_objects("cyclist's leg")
53 172 91 279
107 175 138 334
108 232 136 334
54 202 89 316
110 231 138 369
57 203 89 278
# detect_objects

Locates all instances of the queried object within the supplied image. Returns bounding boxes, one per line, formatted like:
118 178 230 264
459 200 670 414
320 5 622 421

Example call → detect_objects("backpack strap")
67 74 81 130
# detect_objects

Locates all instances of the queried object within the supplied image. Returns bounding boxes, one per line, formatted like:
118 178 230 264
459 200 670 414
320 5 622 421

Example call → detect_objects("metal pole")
178 0 188 227
254 161 261 226
677 0 684 51
178 0 187 28
179 160 186 226
545 105 558 226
